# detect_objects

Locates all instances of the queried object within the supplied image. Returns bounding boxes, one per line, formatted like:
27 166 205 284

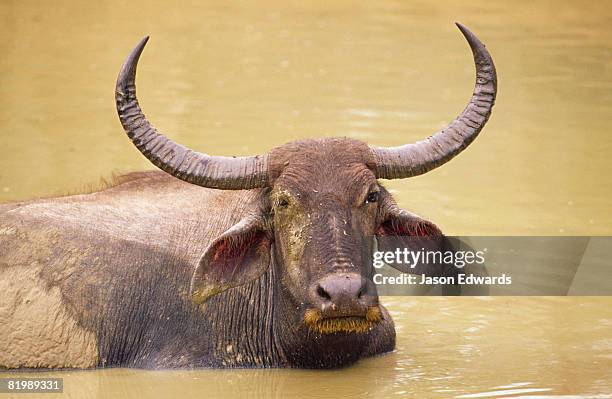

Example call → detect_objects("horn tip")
454 22 473 39
135 35 150 53
117 36 151 84
454 22 490 62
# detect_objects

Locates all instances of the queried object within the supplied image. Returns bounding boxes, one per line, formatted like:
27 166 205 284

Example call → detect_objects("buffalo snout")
311 273 378 317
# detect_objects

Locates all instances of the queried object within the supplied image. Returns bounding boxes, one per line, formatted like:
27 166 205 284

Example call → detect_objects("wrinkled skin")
0 140 456 369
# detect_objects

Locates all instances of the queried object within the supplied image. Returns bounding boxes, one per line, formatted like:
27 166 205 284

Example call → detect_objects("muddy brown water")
1 0 611 398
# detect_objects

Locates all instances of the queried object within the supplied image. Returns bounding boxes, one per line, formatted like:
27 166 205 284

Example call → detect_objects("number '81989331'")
0 378 63 393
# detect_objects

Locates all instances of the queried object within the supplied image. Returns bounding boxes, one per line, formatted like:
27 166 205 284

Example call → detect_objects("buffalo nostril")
316 285 331 301
357 280 369 300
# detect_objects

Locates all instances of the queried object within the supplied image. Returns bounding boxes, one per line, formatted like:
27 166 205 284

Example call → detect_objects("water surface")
2 298 611 398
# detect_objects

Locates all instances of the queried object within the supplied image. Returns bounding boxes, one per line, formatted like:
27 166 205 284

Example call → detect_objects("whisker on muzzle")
303 306 382 334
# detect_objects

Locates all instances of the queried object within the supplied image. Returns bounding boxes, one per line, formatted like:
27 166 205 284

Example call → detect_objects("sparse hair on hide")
67 171 163 196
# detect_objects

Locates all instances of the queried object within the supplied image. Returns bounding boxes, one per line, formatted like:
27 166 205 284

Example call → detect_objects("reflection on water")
1 0 611 398
1 298 611 398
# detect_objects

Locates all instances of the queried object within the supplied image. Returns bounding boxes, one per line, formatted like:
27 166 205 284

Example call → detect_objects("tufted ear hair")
375 195 459 284
190 213 272 304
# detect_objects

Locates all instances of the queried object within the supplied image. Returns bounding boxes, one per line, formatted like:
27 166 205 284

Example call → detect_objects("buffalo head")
115 23 496 335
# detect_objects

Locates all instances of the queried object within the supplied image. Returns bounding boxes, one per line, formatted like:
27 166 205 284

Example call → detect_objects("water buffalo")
0 23 496 369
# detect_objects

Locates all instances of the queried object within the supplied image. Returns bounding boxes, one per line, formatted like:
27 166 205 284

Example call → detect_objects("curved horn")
115 37 269 189
372 23 497 179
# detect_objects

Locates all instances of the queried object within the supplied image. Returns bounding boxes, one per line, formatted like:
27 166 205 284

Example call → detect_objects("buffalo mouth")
303 306 382 334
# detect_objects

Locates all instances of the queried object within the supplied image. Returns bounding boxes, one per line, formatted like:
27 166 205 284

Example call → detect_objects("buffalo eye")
365 191 379 204
278 198 290 209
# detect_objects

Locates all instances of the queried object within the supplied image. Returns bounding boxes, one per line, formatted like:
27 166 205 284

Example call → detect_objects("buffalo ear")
375 205 449 274
190 215 271 304
377 207 442 239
